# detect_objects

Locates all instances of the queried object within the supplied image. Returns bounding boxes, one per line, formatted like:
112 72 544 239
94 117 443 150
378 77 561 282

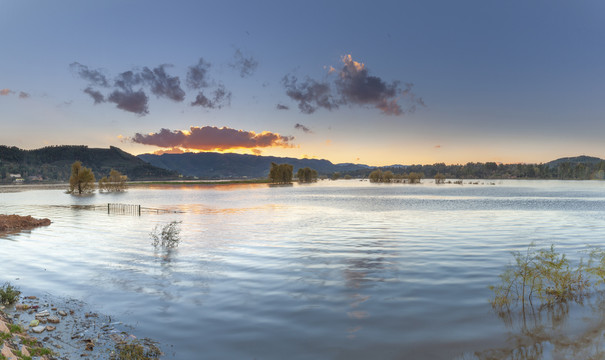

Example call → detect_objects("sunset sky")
2 1 605 166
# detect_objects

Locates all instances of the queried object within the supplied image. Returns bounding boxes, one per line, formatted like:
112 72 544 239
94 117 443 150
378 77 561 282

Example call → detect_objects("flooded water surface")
2 180 605 359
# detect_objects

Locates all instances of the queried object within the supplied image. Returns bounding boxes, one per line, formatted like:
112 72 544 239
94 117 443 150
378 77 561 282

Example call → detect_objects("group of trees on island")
269 163 318 184
368 169 425 183
67 161 127 195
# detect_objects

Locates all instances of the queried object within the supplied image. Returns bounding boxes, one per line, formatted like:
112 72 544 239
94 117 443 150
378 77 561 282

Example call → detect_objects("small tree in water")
68 161 95 195
99 169 128 192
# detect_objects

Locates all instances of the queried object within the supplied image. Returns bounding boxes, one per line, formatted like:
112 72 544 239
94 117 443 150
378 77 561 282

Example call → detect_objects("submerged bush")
150 221 182 248
0 282 21 305
489 244 605 311
112 339 162 360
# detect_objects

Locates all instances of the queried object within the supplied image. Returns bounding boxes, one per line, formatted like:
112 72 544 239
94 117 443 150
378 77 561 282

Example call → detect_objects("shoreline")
0 291 161 359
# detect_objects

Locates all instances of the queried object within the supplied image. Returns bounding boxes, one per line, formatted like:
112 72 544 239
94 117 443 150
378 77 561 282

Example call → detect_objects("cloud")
69 62 109 87
131 126 295 151
153 147 185 155
191 85 231 109
186 58 211 90
251 149 262 155
282 54 425 115
282 74 338 114
294 123 313 133
107 89 149 115
0 88 31 99
84 87 105 104
230 49 258 78
276 104 289 110
140 65 185 102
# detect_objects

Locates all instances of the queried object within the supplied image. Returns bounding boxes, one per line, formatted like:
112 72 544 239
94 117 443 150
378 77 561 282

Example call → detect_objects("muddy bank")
1 293 162 359
0 215 51 232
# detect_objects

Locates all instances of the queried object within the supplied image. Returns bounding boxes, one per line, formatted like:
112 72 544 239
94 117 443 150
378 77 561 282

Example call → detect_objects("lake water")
2 180 605 359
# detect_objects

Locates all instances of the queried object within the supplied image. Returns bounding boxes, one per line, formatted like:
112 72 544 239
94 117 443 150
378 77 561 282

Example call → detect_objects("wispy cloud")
71 59 230 115
131 126 295 151
191 85 231 109
230 49 258 78
283 54 425 115
276 104 289 110
282 74 338 114
294 123 313 133
1 88 30 99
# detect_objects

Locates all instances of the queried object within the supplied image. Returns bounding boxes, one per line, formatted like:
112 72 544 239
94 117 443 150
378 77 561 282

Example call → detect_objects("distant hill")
138 152 370 179
546 155 604 168
0 145 178 182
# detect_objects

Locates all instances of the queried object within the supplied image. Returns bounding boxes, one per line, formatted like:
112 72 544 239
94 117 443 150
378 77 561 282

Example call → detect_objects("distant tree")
331 172 341 180
369 169 383 183
297 167 318 183
435 173 446 184
407 172 423 184
269 162 293 184
382 170 394 183
99 169 128 192
68 161 95 195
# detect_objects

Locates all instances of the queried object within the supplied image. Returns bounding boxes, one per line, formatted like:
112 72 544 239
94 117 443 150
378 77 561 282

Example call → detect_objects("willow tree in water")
68 161 95 194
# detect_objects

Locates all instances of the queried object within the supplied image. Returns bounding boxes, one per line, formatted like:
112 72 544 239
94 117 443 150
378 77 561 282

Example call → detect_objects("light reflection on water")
1 180 605 359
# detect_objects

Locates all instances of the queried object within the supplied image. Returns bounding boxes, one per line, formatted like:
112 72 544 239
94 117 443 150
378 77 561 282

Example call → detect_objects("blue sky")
2 0 605 165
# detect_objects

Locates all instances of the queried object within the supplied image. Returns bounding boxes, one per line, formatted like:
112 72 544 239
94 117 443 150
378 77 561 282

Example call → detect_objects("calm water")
2 180 605 359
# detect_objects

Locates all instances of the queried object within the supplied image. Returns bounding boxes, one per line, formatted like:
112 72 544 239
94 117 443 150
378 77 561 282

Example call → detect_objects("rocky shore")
0 215 51 232
0 293 161 359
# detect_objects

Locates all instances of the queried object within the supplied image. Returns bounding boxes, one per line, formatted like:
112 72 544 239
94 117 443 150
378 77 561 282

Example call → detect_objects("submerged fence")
106 203 180 216
108 203 141 216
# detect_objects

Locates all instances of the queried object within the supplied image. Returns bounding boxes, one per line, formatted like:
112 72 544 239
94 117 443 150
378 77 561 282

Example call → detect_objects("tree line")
341 160 605 181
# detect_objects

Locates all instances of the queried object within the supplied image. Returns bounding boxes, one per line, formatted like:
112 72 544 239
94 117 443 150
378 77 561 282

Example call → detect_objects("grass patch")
112 339 162 360
0 282 21 305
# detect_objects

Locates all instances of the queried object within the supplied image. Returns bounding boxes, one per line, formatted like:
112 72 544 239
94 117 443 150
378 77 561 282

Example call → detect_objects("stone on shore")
48 316 60 324
0 319 9 334
1 344 16 360
31 325 45 333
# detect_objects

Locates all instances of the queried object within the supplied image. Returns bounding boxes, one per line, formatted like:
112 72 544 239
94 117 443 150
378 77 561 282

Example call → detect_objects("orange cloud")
131 126 295 151
153 147 186 155
0 89 13 96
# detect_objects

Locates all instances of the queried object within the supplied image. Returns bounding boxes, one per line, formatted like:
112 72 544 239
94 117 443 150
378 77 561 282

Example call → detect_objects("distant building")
9 173 21 178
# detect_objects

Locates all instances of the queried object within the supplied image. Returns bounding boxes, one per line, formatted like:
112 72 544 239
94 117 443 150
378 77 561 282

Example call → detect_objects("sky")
1 0 605 166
